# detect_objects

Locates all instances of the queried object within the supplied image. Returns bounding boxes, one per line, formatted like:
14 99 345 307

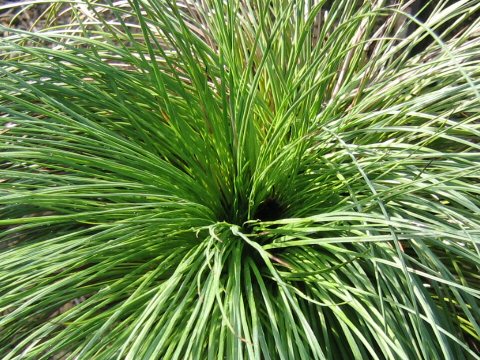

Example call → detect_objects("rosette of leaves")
0 0 479 359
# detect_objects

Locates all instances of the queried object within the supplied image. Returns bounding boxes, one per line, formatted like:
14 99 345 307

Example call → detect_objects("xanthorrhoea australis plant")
0 0 479 358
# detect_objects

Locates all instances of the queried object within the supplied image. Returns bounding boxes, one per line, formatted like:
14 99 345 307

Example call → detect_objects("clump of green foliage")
1 0 479 358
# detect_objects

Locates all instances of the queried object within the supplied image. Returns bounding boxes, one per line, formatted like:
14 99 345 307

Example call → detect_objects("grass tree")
1 0 479 358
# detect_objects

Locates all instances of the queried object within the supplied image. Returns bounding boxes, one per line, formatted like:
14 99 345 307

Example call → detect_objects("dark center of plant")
253 197 284 221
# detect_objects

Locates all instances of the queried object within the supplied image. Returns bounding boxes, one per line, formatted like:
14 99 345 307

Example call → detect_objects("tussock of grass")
1 0 479 358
